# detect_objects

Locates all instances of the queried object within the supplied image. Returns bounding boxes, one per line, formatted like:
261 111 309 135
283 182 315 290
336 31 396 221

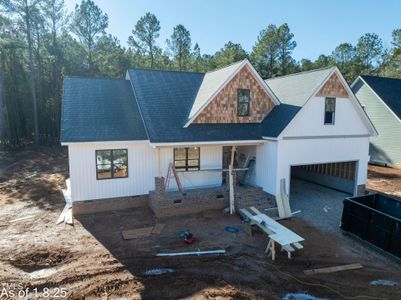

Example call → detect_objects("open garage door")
291 161 357 194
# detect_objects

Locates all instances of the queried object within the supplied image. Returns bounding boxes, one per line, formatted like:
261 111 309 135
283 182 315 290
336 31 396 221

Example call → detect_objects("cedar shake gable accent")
193 65 276 124
316 72 349 98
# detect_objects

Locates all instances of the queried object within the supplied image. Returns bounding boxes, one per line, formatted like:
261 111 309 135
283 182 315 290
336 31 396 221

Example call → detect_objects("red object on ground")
184 237 194 244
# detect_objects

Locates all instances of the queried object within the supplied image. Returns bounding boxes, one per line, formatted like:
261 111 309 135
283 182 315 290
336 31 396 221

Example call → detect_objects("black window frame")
96 148 129 180
324 97 336 125
173 147 200 172
237 88 250 117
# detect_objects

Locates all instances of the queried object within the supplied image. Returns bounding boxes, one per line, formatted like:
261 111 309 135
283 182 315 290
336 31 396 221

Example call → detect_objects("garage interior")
291 161 357 195
289 161 358 231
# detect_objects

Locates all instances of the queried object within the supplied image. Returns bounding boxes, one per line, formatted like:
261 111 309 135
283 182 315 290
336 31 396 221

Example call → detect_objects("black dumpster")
341 193 401 259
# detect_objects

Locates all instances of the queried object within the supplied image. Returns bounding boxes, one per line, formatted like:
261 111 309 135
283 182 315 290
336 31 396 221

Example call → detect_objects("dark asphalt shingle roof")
128 68 268 142
361 75 401 119
261 104 302 137
61 77 147 142
61 68 302 143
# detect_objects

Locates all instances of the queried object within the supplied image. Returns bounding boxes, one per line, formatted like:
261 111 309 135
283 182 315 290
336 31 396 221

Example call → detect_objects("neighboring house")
352 75 401 167
61 59 377 217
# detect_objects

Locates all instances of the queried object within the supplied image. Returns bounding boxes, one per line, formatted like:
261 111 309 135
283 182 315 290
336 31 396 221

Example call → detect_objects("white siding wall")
283 96 370 137
68 141 157 201
255 141 278 195
159 145 223 190
276 137 370 196
68 142 223 201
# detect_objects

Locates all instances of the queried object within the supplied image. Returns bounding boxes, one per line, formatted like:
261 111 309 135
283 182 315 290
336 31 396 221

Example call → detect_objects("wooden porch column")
229 146 236 214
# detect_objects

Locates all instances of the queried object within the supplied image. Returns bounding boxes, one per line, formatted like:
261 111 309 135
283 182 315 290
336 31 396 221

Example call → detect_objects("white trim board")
61 140 149 146
150 139 266 148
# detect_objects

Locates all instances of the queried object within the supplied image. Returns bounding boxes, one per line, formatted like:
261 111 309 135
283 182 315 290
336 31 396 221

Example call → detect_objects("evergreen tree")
167 24 191 71
250 24 279 78
213 41 247 68
128 12 160 68
276 23 297 76
70 0 108 74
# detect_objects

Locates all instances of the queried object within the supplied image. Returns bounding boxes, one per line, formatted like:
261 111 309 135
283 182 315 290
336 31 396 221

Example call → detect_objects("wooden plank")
282 244 295 252
65 208 73 225
229 165 235 214
152 223 165 235
249 206 263 215
157 249 226 257
10 215 34 223
293 242 304 249
240 208 255 221
122 227 154 240
304 263 363 275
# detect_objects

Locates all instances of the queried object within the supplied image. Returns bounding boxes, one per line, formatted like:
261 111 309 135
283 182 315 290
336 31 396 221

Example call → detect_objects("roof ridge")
361 74 401 81
266 66 335 81
205 59 245 74
64 75 126 80
128 67 204 75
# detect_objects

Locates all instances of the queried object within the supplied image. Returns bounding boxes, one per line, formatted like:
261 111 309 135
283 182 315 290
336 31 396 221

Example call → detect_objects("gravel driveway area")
289 178 351 233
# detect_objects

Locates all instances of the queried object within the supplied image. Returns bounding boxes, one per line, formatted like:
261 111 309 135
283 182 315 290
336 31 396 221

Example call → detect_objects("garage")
291 161 357 195
289 161 358 231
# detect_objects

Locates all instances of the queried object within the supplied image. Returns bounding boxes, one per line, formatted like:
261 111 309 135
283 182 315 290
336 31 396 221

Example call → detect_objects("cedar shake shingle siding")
316 73 349 98
193 65 275 124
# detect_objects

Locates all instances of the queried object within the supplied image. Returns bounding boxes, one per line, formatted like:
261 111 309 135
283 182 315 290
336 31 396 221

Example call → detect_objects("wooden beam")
229 164 235 214
157 148 161 177
304 263 363 275
230 146 236 167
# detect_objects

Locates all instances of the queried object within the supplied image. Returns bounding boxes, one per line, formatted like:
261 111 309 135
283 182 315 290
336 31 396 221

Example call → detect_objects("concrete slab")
289 178 350 233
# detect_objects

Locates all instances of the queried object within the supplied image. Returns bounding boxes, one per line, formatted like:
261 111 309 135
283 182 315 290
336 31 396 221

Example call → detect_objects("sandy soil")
0 148 401 300
367 165 401 199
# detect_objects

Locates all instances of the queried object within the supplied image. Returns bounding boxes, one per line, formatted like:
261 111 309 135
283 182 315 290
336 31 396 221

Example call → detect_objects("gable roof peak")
265 67 336 106
267 66 336 82
184 59 279 127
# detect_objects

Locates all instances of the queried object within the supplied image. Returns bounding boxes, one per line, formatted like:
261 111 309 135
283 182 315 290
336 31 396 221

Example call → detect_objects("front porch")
149 176 278 219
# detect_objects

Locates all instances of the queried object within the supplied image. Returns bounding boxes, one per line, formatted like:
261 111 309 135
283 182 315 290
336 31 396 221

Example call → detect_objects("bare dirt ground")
367 165 401 199
1 148 401 299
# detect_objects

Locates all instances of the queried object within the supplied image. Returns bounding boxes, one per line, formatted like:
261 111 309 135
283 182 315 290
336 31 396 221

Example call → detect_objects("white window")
324 97 336 125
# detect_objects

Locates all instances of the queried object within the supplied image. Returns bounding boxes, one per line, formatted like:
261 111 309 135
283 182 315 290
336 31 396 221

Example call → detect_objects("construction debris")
304 263 363 275
151 223 165 235
123 224 165 240
156 249 226 257
122 227 153 240
369 279 399 286
57 179 73 225
9 215 34 223
143 268 175 276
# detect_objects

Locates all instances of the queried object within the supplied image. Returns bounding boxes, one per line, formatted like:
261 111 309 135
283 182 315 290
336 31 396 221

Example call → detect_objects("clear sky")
64 0 400 61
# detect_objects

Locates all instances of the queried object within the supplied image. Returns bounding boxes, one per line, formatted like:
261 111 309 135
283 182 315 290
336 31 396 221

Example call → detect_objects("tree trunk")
24 2 40 146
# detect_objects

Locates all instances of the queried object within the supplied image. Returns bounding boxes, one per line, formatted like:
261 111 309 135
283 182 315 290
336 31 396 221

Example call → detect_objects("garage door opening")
289 161 358 232
291 161 357 195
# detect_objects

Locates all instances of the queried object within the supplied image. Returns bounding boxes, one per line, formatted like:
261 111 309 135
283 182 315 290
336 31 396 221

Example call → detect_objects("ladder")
241 158 255 186
165 163 184 193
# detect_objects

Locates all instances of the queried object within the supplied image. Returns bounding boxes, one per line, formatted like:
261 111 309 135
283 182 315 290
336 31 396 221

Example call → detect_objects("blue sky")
64 0 400 61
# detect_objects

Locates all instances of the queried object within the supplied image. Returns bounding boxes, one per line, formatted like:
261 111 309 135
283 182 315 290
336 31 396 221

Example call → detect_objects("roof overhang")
61 140 150 146
149 139 266 148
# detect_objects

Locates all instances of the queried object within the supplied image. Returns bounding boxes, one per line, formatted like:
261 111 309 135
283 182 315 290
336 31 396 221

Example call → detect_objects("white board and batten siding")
276 95 371 195
255 95 371 197
160 145 223 190
67 142 223 202
68 141 157 201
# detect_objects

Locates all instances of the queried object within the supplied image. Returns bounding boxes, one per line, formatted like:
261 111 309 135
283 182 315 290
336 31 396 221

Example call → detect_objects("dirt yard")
1 148 401 300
